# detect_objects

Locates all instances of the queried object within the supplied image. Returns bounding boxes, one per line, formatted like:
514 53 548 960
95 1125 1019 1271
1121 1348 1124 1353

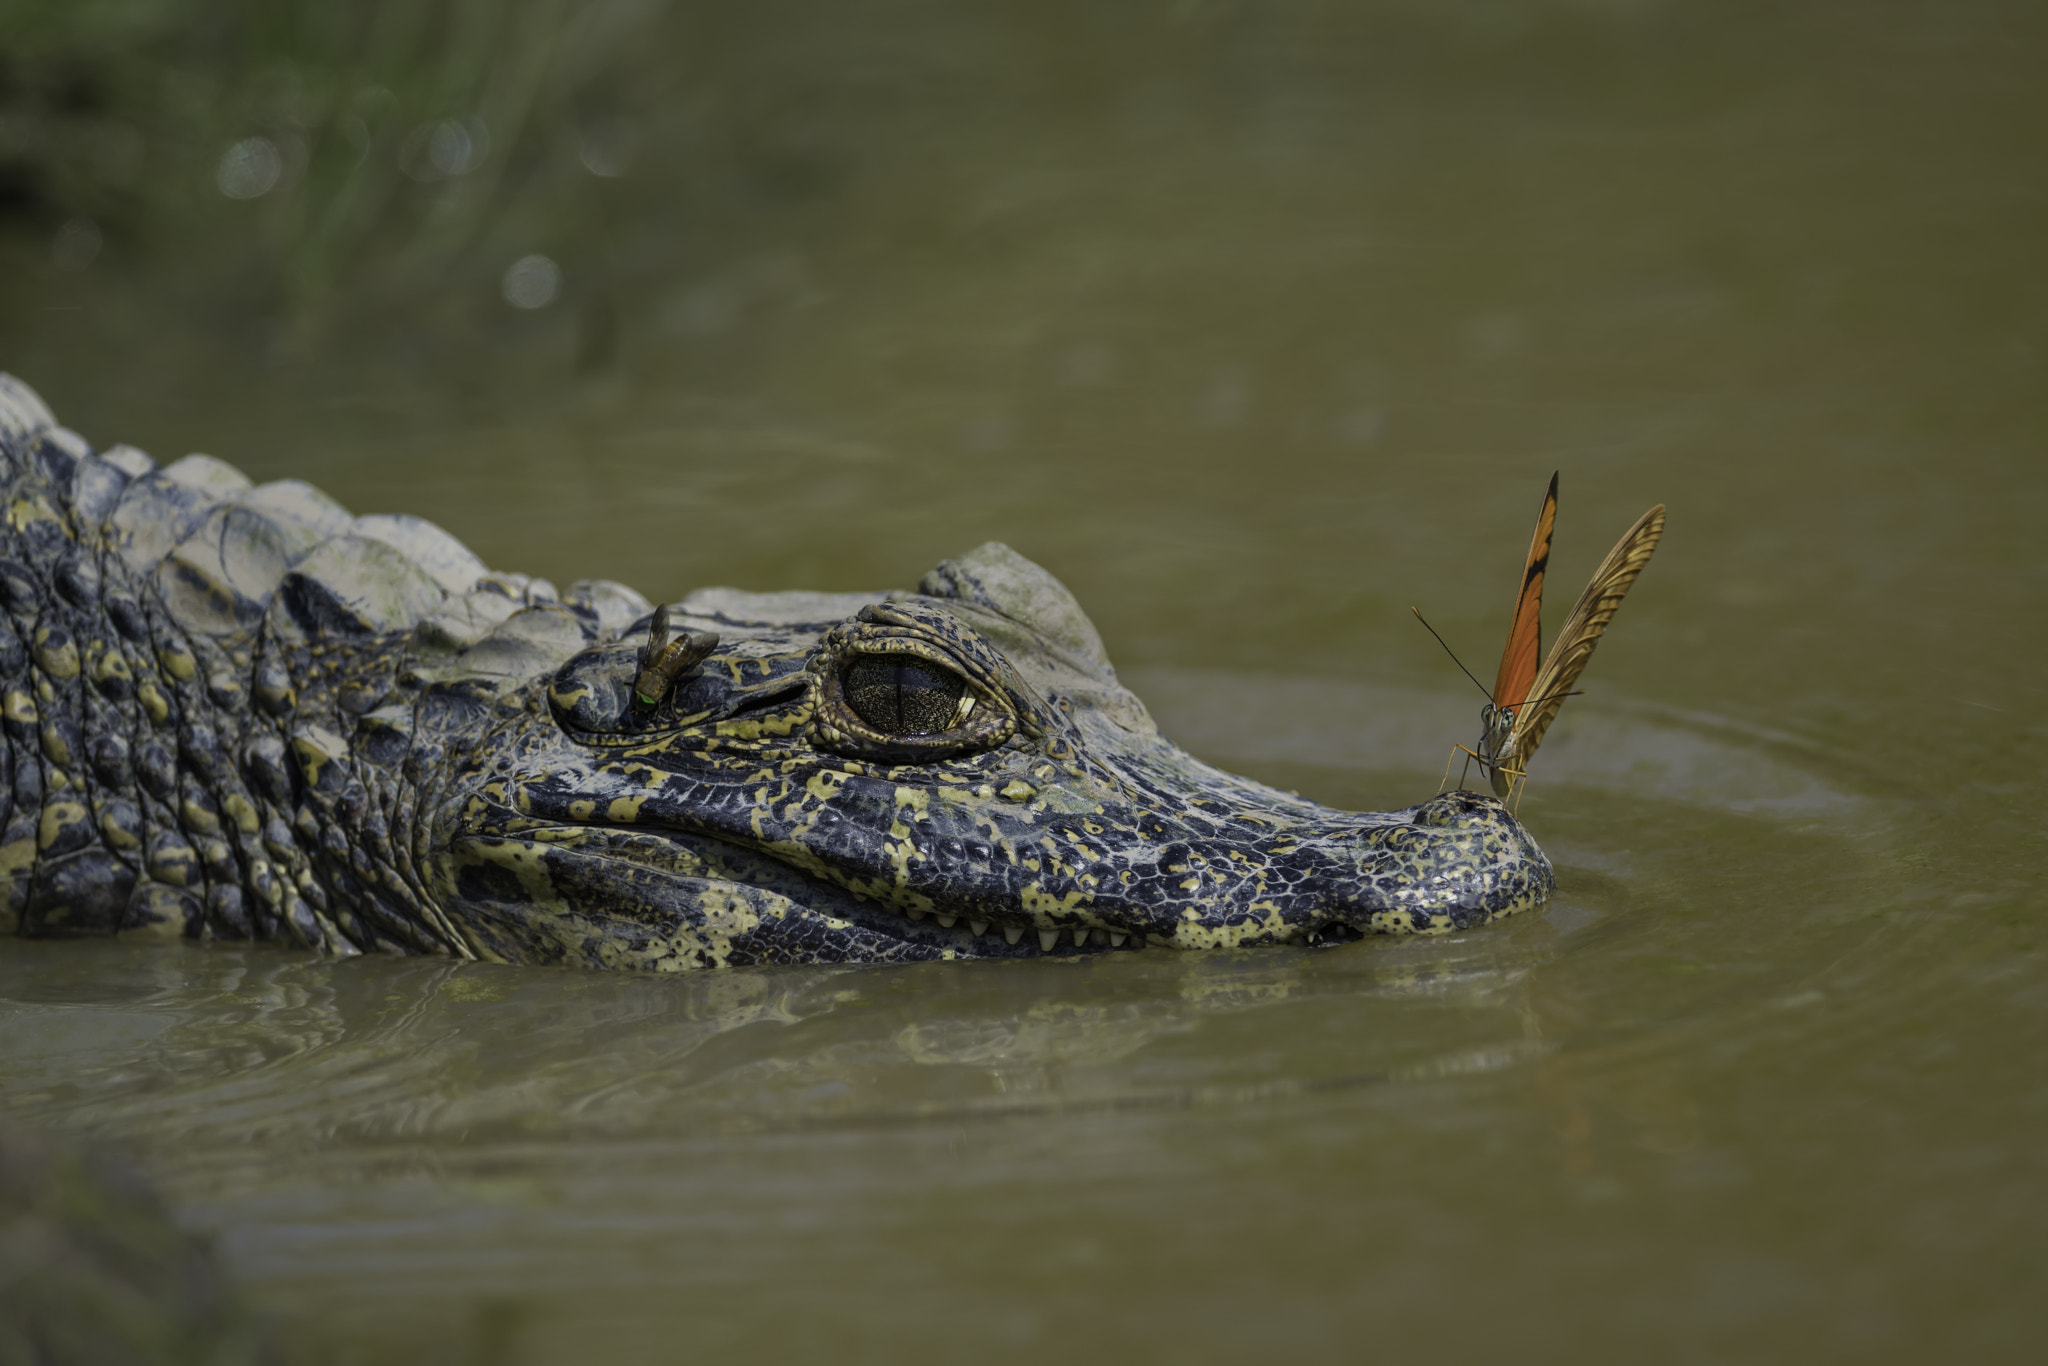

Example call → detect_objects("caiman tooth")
1109 932 1127 947
1037 928 1059 953
1073 927 1090 947
907 907 927 921
937 914 957 928
1003 925 1024 945
969 920 989 936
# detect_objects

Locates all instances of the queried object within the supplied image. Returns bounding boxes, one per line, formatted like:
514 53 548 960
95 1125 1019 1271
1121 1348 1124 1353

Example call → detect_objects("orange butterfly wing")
1491 471 1558 710
1503 502 1666 769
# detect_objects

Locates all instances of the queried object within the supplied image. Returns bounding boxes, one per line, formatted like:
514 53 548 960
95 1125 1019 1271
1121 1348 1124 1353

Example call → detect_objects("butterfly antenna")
1410 607 1494 701
1519 684 1586 710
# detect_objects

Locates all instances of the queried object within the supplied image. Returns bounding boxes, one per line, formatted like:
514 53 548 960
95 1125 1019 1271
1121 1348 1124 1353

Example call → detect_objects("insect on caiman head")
427 543 1554 969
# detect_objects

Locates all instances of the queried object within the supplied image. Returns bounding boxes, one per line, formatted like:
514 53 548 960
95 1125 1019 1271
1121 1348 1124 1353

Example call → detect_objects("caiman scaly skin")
0 375 1554 970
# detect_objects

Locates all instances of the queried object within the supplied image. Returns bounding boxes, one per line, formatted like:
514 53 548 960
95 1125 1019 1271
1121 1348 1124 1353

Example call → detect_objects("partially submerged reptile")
0 374 1552 970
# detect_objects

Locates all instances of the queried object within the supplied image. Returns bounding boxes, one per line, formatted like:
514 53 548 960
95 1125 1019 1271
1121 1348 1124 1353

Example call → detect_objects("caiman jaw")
443 737 1552 968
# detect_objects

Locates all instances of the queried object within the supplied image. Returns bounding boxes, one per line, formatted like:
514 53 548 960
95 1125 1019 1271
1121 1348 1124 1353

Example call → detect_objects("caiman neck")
2 522 458 957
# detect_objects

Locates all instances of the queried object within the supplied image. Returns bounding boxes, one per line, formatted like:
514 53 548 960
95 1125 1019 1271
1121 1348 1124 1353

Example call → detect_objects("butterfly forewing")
1503 503 1666 768
1492 471 1558 710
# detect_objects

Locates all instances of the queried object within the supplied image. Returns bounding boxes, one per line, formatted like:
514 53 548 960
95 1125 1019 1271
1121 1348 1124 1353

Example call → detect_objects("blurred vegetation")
1 0 1766 387
7 0 2039 453
0 0 851 379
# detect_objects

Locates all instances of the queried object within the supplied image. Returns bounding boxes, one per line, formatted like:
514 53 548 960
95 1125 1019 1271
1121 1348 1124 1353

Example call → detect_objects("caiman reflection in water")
2 925 1561 1151
0 375 1551 971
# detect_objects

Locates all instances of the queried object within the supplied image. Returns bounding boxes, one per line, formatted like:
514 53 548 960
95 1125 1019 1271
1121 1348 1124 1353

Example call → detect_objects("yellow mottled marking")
6 494 62 533
290 732 349 789
91 648 131 685
0 838 35 877
606 795 645 824
32 630 79 679
715 711 807 741
156 645 197 681
137 682 169 724
1021 882 1090 917
2 691 37 725
149 844 198 887
38 724 70 767
222 793 260 834
454 838 563 907
37 801 89 852
180 798 221 836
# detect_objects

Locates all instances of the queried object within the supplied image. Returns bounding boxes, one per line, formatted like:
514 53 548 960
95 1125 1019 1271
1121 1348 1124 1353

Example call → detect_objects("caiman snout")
1320 789 1554 936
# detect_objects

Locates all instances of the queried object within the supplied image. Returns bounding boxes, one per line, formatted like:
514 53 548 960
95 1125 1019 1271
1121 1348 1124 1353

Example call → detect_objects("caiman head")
427 543 1554 969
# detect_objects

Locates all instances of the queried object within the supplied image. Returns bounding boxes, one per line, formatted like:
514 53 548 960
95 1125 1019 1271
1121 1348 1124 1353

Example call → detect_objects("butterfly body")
1476 701 1520 797
1421 473 1666 803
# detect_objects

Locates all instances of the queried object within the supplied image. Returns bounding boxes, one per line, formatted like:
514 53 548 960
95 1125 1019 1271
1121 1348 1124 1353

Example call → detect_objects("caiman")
0 374 1552 970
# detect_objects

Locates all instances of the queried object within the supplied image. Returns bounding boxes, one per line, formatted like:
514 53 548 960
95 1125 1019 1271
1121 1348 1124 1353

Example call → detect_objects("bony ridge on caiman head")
0 372 1570 971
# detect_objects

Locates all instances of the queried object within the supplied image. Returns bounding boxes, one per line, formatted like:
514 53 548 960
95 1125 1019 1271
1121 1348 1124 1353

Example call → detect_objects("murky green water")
3 1 2045 1359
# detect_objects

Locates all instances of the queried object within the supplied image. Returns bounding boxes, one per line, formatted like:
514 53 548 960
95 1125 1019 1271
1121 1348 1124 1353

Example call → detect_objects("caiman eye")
843 654 971 735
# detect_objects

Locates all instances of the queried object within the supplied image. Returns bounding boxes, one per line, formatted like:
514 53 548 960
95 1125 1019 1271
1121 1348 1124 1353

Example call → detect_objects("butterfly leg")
1440 744 1489 795
1504 763 1530 814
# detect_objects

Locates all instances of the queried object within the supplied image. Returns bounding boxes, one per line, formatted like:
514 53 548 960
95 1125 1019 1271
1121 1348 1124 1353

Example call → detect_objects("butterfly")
1415 473 1666 803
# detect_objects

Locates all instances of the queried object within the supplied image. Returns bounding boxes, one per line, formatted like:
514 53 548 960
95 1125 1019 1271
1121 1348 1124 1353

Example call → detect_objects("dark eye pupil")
844 655 967 735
